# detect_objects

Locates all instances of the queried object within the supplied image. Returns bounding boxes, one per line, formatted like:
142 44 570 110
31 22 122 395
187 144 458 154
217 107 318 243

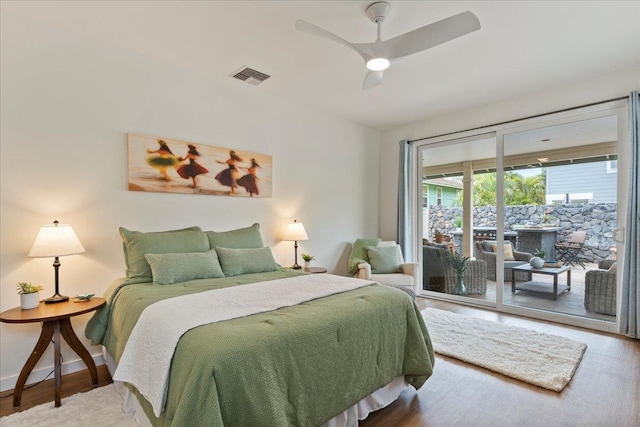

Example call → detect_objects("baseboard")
0 353 105 392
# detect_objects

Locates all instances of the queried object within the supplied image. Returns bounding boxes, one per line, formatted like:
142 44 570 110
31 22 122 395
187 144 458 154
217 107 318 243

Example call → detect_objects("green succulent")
16 282 43 294
447 251 470 275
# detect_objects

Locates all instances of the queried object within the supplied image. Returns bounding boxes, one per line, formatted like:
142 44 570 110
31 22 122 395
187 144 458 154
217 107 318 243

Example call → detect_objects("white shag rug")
422 308 587 391
0 384 137 427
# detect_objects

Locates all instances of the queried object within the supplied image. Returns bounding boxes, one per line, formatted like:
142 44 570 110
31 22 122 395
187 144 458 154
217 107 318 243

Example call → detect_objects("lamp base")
44 294 69 304
292 263 302 270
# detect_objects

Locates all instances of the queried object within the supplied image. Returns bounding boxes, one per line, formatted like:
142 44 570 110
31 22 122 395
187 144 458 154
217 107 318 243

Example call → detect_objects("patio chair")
474 240 532 282
423 243 487 295
584 259 616 316
555 230 587 268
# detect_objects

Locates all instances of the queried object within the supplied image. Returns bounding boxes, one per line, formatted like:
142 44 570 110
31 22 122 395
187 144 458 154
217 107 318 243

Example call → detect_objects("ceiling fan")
295 2 481 90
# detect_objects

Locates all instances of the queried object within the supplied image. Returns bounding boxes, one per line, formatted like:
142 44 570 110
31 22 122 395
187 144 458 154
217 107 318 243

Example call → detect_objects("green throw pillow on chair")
366 246 401 274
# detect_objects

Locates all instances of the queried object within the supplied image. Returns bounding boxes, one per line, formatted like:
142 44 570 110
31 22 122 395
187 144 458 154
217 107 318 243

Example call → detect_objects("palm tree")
452 170 546 207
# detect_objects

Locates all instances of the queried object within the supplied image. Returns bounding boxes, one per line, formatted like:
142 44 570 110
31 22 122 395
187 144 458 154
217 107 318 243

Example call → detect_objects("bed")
86 224 434 426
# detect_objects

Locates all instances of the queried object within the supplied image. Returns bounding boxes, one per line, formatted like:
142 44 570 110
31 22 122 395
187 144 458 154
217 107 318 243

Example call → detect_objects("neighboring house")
423 178 462 207
546 159 617 204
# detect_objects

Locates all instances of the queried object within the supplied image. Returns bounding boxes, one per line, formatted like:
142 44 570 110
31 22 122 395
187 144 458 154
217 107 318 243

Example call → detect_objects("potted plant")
434 230 444 243
454 216 463 231
16 282 43 310
446 252 470 296
301 254 315 269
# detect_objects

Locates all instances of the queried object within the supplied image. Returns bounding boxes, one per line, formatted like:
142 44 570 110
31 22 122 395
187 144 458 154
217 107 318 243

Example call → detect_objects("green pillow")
119 226 210 280
366 246 401 274
216 246 279 277
205 223 264 250
145 250 224 285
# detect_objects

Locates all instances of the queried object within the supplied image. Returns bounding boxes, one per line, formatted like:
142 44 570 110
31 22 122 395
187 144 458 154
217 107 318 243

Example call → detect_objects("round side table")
304 267 328 274
0 297 105 408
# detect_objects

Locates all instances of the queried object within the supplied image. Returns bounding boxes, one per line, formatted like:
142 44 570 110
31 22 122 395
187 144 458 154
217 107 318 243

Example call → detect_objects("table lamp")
283 220 308 269
28 220 85 303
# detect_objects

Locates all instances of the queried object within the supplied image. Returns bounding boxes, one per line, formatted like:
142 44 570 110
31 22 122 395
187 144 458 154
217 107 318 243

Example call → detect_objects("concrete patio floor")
463 262 616 322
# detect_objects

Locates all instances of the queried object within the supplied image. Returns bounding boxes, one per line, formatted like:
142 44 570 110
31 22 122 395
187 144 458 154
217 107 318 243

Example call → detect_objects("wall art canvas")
127 133 272 197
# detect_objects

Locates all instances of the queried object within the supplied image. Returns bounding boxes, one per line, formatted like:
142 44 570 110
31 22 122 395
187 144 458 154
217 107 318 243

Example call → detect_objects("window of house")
607 160 617 173
436 187 442 206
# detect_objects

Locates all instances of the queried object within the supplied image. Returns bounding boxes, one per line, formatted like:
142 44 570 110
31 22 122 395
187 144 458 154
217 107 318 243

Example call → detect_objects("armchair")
584 259 617 316
349 240 418 300
423 244 487 295
474 240 532 282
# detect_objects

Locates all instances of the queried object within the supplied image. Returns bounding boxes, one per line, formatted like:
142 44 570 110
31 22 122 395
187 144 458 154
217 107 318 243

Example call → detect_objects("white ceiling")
5 1 640 130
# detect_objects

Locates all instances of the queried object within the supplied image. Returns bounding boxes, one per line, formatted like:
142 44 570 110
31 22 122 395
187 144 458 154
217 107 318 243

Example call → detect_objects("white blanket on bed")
113 274 374 417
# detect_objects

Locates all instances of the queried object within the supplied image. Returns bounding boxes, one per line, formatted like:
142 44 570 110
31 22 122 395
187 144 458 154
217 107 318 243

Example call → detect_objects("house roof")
3 1 639 130
424 178 463 190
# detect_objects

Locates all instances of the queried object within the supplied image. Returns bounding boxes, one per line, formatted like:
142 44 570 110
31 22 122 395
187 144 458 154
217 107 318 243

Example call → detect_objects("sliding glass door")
416 100 628 332
500 114 622 326
420 133 497 307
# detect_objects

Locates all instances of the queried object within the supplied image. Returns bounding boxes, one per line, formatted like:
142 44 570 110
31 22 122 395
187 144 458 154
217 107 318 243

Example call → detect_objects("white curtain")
620 91 640 338
397 140 415 261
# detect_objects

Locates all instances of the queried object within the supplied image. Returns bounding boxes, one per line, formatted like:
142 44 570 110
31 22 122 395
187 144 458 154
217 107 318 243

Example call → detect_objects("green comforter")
86 269 434 426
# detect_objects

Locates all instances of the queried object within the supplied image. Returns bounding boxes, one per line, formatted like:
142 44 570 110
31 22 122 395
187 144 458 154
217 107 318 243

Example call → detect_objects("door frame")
414 99 628 333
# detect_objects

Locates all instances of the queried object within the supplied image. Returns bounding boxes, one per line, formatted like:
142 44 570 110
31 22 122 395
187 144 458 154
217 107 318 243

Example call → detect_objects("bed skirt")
103 347 408 427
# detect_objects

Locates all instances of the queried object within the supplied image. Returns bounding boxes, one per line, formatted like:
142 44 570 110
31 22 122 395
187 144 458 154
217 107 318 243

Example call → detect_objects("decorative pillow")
482 240 497 252
365 245 401 274
119 226 210 280
490 243 516 261
145 250 224 285
215 246 279 277
205 223 264 250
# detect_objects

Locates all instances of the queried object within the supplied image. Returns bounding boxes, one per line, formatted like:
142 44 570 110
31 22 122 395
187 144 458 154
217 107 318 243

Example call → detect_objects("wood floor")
1 299 638 426
361 298 640 427
0 364 112 417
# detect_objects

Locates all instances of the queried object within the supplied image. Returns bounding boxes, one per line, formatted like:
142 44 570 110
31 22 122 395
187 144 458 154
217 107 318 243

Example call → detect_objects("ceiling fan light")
366 57 390 71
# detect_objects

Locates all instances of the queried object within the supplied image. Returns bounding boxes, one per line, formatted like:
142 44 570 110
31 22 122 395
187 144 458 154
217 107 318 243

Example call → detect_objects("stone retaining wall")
428 203 617 263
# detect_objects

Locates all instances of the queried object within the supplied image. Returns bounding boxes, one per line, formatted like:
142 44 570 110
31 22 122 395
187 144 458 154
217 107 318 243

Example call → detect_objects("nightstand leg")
13 321 55 407
53 321 62 407
59 318 99 387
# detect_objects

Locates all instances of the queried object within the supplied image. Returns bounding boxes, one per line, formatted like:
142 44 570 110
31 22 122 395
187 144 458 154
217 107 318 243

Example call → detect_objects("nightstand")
304 267 327 274
0 298 105 408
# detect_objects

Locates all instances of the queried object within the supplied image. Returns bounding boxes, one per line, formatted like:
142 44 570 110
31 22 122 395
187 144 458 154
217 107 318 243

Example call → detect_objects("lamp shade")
283 221 309 241
28 221 85 258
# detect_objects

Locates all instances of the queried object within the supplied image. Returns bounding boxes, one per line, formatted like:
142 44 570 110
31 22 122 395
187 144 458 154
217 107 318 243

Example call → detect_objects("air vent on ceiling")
231 66 270 86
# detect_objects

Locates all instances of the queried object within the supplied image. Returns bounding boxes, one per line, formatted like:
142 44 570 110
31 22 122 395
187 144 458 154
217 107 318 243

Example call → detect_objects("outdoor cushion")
490 243 516 261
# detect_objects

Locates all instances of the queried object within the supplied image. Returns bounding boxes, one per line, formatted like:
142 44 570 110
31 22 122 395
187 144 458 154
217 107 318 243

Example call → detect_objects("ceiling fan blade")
372 11 481 60
295 20 372 61
362 70 384 90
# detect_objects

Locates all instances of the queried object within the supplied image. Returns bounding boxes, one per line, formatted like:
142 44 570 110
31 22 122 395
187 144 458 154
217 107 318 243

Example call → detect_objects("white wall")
379 67 640 242
0 10 379 390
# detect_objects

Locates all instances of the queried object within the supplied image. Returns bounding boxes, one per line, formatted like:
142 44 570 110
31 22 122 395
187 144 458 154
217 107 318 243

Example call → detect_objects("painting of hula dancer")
128 133 273 197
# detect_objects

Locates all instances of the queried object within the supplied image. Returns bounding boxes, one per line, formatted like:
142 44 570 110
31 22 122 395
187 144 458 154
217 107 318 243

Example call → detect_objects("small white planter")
20 292 40 310
304 261 312 270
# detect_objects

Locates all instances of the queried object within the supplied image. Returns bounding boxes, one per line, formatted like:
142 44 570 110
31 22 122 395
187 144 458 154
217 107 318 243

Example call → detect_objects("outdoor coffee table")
511 264 571 300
